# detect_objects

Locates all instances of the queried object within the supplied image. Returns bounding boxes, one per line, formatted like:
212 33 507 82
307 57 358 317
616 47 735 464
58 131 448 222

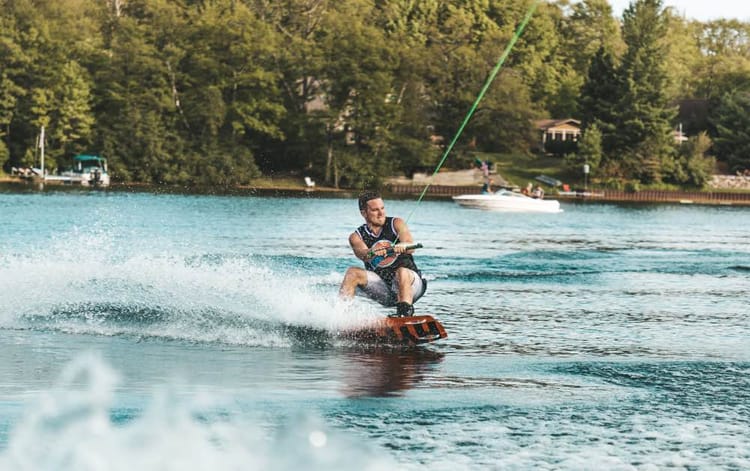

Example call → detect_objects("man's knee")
394 267 415 285
344 267 367 285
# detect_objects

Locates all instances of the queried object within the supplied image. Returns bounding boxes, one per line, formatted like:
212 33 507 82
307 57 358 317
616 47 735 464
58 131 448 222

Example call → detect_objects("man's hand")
368 245 389 258
393 243 409 254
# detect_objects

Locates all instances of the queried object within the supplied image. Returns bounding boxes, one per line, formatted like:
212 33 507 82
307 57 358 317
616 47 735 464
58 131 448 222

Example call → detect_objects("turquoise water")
0 188 748 470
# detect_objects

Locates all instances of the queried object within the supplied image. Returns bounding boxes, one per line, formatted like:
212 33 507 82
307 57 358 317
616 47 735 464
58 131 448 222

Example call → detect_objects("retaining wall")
387 184 750 206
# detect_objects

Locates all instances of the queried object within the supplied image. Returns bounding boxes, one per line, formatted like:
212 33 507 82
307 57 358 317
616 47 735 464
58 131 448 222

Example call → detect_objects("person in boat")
532 185 545 199
522 182 533 196
339 191 427 317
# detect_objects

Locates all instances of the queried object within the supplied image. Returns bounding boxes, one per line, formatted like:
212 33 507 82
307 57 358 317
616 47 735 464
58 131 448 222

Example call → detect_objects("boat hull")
452 192 562 213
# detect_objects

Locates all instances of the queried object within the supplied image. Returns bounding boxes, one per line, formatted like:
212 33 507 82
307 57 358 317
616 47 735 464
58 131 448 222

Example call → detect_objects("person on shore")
474 158 491 178
339 191 427 317
481 178 494 194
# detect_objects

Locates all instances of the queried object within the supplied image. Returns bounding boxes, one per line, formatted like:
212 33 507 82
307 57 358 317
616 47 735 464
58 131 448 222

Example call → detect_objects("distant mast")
39 125 45 180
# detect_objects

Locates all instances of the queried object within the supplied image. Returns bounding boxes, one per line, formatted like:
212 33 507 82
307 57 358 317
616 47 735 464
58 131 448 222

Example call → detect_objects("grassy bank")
459 152 576 189
244 175 346 193
467 152 734 193
246 175 310 189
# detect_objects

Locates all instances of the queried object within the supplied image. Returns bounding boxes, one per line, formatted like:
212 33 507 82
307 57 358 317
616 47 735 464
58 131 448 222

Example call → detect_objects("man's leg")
339 267 368 298
393 267 415 317
394 267 415 304
343 270 396 307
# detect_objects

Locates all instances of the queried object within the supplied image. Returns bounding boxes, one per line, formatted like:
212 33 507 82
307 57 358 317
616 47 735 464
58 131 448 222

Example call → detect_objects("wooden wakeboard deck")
342 315 447 345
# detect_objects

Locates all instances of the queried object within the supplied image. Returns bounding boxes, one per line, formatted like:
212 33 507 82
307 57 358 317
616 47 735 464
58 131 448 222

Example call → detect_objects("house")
535 117 688 152
535 118 581 147
534 118 581 155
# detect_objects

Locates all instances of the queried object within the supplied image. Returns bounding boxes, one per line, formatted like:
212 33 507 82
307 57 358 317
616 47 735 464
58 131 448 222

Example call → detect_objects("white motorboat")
452 189 562 213
53 154 110 187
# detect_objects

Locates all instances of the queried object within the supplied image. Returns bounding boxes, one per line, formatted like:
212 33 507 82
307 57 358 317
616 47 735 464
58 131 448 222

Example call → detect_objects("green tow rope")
403 0 540 226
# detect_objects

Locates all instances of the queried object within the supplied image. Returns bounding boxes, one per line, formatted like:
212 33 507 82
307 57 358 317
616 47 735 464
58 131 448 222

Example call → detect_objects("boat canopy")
72 154 107 171
74 154 106 162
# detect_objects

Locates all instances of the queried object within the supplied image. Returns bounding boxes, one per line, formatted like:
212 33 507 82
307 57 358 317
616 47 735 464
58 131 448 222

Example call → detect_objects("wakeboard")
341 315 447 345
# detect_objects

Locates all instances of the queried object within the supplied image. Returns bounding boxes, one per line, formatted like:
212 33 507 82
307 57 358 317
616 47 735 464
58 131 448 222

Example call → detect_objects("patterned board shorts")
357 268 426 307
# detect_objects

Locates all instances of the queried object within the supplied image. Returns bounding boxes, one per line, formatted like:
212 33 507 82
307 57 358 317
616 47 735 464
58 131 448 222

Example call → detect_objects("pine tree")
578 46 623 165
617 0 677 183
713 90 750 173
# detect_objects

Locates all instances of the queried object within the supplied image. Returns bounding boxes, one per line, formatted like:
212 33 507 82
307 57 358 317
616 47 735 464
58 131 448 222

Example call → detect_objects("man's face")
361 198 386 227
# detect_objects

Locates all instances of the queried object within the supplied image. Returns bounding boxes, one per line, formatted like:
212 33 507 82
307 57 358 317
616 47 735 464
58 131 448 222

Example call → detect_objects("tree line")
1 0 748 188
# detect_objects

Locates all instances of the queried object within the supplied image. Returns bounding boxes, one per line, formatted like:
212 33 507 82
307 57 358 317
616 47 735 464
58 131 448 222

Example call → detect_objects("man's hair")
358 191 381 210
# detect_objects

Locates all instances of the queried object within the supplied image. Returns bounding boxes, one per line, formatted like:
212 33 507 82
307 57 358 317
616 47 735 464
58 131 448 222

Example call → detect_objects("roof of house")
535 118 581 130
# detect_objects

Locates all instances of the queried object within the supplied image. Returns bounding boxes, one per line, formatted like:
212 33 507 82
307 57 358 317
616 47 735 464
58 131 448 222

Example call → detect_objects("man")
339 191 426 317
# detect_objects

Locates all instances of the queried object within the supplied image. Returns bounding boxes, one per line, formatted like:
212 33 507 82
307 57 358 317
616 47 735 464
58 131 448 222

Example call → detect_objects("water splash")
0 354 397 471
0 240 381 346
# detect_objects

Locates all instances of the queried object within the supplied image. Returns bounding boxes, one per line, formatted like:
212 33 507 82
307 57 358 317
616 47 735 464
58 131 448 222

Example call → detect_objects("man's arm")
349 232 372 262
393 218 416 254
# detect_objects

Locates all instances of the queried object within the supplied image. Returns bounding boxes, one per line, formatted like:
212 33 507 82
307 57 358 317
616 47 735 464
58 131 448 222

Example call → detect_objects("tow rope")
403 0 540 226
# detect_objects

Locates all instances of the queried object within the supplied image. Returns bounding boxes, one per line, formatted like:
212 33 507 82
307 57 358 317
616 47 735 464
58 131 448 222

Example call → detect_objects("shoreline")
0 177 353 198
387 183 750 207
2 177 750 206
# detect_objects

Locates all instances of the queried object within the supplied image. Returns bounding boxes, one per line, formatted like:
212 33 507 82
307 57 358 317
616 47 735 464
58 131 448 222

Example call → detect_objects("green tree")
92 0 277 185
693 19 750 148
0 11 28 169
693 20 750 100
373 0 440 176
471 73 537 154
557 0 624 119
6 0 737 189
560 0 623 75
415 0 544 163
565 122 602 177
661 10 702 101
53 60 95 157
316 0 398 187
423 3 492 151
510 1 579 118
0 72 24 166
617 0 677 183
91 1 181 183
0 0 106 171
252 0 331 175
181 0 283 184
670 131 715 186
713 90 750 173
1 0 50 168
27 88 54 168
578 47 623 167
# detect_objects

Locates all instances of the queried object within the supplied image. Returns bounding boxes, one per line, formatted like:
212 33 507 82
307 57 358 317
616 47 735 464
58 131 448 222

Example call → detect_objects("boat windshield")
76 160 105 170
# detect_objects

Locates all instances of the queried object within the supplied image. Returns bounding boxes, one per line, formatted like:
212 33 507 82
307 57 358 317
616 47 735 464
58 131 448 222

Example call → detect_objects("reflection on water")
339 347 444 398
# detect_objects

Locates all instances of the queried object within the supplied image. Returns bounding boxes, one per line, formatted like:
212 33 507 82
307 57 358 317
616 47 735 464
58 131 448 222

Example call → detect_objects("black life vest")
355 216 420 283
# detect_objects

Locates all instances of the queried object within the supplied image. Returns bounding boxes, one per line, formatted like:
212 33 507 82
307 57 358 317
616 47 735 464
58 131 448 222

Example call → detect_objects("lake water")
0 187 748 470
